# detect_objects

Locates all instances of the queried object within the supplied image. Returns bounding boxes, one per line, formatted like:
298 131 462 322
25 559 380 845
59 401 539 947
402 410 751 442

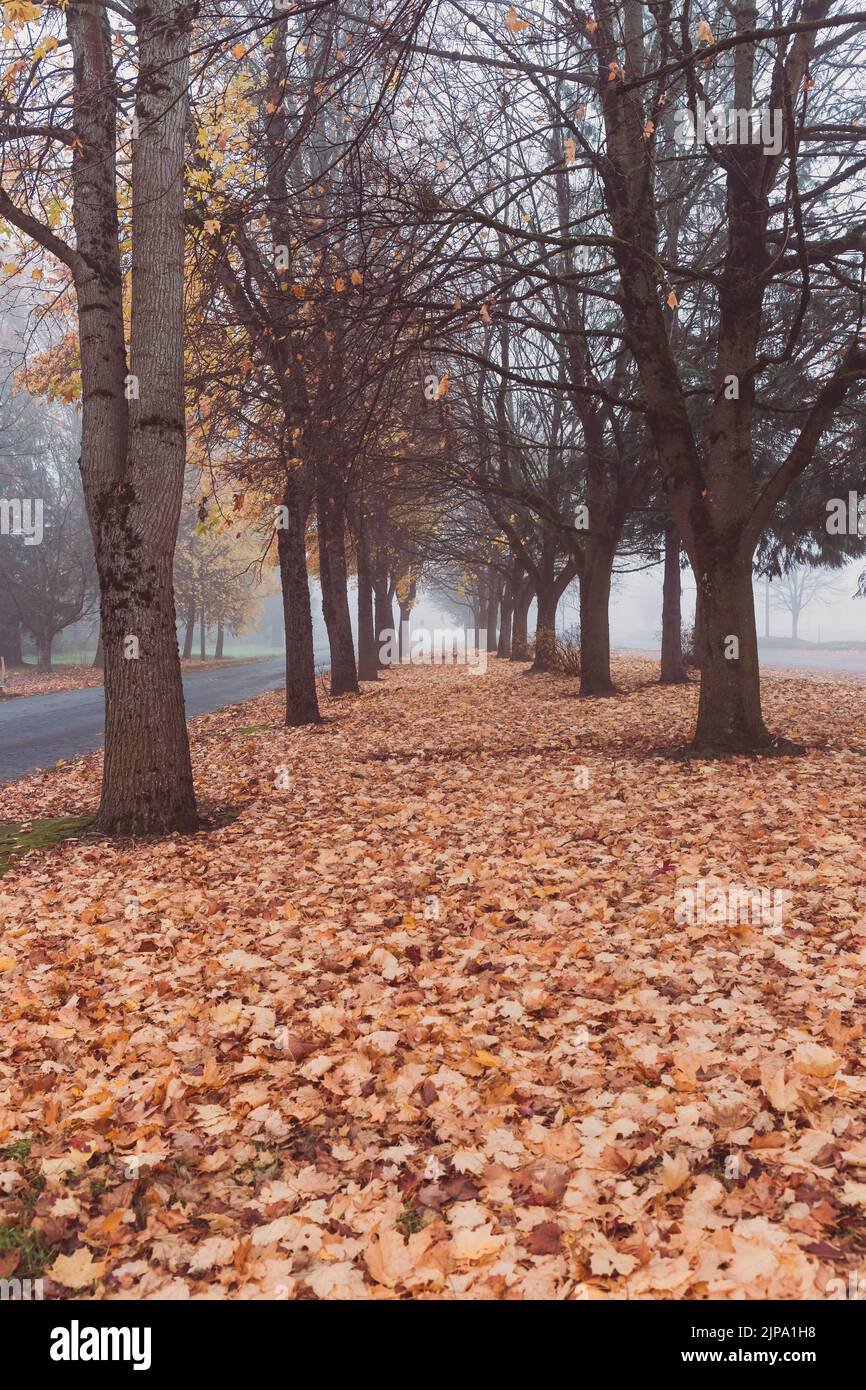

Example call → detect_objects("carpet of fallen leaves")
1 656 866 1301
0 665 105 699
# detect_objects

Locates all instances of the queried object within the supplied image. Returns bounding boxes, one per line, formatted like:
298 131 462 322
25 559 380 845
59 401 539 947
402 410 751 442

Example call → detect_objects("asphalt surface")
0 655 295 786
625 646 866 678
756 649 866 677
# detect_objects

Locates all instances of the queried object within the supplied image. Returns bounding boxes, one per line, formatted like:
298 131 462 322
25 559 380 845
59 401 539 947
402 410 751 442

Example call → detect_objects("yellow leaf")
564 137 577 164
231 43 245 59
696 19 714 45
0 955 17 971
666 290 678 310
643 120 655 140
471 1050 502 1069
350 269 363 285
333 277 346 292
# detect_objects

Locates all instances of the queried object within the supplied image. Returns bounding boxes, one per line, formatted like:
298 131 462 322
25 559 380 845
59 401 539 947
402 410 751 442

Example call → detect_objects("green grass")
1 1137 34 1163
0 1145 54 1279
0 815 95 877
0 1220 55 1281
396 1199 426 1236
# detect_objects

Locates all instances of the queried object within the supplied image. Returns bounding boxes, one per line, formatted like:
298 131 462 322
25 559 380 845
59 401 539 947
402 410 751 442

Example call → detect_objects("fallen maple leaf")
49 1248 105 1290
659 1152 690 1193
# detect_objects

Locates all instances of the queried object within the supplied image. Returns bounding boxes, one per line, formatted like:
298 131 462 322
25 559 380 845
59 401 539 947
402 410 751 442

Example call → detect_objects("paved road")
623 645 866 679
0 656 301 786
757 649 866 677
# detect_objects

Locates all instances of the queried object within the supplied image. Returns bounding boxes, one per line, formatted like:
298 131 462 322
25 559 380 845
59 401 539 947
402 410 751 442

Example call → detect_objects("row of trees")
2 0 865 831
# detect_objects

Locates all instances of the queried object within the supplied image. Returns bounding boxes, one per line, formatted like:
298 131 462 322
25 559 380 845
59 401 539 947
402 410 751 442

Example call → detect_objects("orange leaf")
504 6 529 32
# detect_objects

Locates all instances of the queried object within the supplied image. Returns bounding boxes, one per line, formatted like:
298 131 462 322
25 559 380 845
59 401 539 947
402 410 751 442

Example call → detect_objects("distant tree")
0 389 95 669
771 566 843 641
174 475 264 660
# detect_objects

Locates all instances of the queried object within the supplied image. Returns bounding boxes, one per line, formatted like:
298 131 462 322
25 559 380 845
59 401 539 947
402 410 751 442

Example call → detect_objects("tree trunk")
199 607 206 660
791 608 799 642
374 580 393 667
68 0 197 834
36 633 53 671
511 579 533 661
692 581 706 669
0 611 23 667
484 571 499 652
693 563 771 752
355 511 378 681
181 599 195 660
660 523 689 684
579 542 616 696
397 584 416 662
497 578 514 659
530 582 558 672
316 462 359 695
215 621 224 659
277 479 321 726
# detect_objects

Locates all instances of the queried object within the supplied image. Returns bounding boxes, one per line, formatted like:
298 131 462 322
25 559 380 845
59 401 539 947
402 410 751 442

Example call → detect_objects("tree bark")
692 580 706 670
0 610 23 667
579 541 616 695
511 578 533 661
660 523 689 684
497 576 514 659
277 477 321 726
68 0 197 834
531 582 558 672
355 509 379 681
199 608 206 660
36 633 53 671
484 570 499 652
181 599 195 659
693 563 771 751
215 620 224 659
316 460 359 695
